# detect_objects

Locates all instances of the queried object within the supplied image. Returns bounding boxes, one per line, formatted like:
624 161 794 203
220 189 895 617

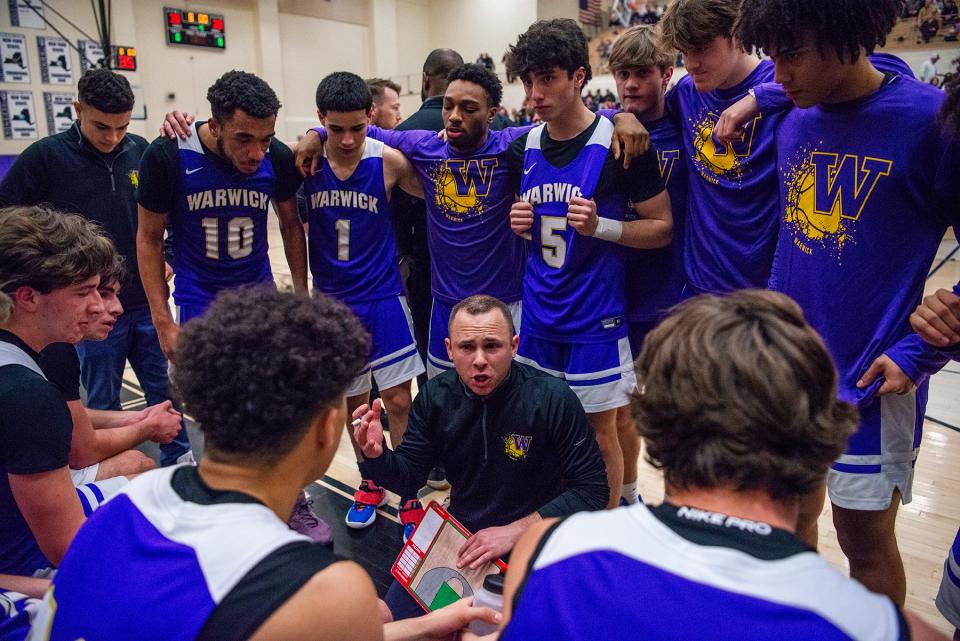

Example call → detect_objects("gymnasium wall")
0 0 553 155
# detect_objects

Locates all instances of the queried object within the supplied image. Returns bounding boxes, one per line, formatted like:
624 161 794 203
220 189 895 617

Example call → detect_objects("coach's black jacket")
0 122 149 310
359 361 609 533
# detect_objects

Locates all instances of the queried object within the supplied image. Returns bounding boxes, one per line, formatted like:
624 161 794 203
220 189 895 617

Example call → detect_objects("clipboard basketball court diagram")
392 501 507 612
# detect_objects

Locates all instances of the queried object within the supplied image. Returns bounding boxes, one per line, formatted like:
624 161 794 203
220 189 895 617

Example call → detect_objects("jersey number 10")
201 217 254 260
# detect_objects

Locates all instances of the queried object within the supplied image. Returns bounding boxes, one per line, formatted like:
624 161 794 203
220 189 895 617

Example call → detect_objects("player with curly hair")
717 0 960 605
26 287 501 641
498 290 947 641
136 70 308 361
504 18 672 509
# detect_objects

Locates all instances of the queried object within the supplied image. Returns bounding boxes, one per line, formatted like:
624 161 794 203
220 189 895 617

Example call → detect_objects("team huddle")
2 0 960 639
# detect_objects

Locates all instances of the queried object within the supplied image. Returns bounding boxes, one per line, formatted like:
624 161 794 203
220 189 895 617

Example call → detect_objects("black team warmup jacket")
359 361 609 533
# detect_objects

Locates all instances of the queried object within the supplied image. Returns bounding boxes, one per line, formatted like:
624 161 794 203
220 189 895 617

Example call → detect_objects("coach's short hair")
172 287 369 466
207 70 281 123
77 68 135 113
632 290 857 500
316 71 373 114
448 294 515 337
366 77 402 105
0 206 115 323
608 25 674 74
659 0 743 52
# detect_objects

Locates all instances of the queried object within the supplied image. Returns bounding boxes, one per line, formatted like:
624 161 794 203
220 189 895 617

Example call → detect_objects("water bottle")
468 573 505 636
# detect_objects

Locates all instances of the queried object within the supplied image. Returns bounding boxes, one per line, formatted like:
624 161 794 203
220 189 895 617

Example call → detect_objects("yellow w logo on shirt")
784 150 893 253
657 149 680 185
433 157 499 220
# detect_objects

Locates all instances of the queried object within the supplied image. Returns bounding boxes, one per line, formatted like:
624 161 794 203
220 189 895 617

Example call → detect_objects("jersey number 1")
336 219 350 261
201 217 254 260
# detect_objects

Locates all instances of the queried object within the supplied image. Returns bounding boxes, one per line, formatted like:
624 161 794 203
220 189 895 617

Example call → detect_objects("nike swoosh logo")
185 167 203 175
573 437 587 447
523 163 536 175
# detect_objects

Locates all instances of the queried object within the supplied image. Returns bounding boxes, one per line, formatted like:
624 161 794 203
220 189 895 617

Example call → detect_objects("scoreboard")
113 46 137 71
164 7 225 49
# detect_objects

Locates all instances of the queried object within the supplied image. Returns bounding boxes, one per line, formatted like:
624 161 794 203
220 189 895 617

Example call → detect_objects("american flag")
579 0 603 26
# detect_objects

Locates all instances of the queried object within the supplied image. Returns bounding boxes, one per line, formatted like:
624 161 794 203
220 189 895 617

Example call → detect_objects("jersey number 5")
540 215 567 269
201 217 254 260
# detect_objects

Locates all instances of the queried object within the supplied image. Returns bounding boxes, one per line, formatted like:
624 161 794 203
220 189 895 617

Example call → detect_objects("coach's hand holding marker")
352 399 385 459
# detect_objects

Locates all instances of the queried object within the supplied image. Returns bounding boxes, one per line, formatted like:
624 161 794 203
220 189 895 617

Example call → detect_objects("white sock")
620 481 639 505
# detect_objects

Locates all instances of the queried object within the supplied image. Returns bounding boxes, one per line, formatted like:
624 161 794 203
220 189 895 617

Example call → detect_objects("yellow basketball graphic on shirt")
693 121 738 174
783 147 892 254
429 157 498 222
785 158 832 241
434 165 481 216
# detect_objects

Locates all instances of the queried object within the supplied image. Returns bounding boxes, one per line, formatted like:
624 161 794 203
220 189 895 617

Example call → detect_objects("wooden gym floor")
121 221 960 632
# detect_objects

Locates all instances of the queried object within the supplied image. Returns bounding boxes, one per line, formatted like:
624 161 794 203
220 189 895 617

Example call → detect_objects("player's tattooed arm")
383 146 424 200
137 206 180 362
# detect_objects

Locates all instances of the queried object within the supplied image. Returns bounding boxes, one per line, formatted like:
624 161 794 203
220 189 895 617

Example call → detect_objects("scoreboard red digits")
113 47 137 71
164 7 226 49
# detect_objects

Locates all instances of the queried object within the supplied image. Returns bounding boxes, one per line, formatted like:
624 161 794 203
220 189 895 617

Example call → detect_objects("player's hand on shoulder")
295 130 324 177
714 93 759 144
911 287 960 347
857 354 915 397
566 196 598 236
160 111 195 140
611 111 650 168
352 399 385 459
510 199 534 239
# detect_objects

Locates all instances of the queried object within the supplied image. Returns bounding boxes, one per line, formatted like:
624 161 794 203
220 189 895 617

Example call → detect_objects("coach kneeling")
353 294 608 620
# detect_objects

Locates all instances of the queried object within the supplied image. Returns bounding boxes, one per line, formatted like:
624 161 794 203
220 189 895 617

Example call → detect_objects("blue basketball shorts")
826 383 926 511
515 333 636 413
345 295 424 397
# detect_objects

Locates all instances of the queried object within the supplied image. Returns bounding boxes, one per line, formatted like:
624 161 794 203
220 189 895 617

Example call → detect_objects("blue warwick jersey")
625 116 688 321
502 503 907 641
366 125 530 305
0 589 35 641
666 60 784 293
304 138 402 303
519 117 628 341
770 74 959 407
169 122 276 307
27 466 340 641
